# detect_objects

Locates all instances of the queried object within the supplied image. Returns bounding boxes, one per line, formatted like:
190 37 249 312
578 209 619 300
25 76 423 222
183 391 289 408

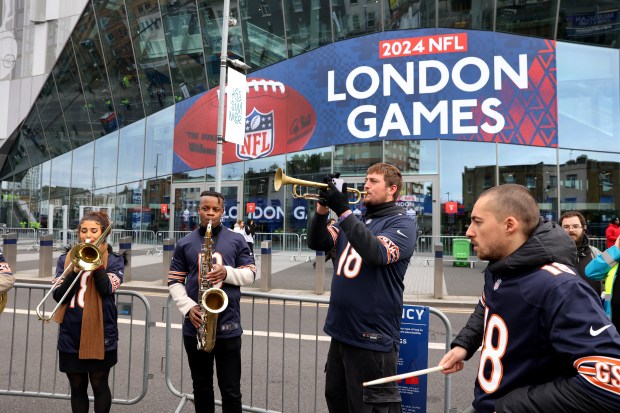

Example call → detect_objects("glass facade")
0 0 619 240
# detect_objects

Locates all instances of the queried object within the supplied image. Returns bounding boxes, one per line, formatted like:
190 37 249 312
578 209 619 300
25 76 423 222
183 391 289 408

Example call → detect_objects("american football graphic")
174 78 316 169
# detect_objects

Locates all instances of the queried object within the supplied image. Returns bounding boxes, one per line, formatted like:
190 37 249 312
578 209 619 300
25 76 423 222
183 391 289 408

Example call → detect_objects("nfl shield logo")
237 108 274 160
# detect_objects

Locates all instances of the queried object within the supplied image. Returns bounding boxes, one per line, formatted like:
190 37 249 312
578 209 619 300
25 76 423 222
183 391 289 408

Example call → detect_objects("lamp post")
446 192 450 202
154 153 161 179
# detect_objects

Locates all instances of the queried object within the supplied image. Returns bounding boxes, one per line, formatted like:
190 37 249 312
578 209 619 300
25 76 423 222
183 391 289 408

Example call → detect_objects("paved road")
5 245 486 412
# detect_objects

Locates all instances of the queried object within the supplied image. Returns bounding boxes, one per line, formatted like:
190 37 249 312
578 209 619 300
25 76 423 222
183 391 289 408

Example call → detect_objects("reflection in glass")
439 0 493 30
496 0 558 39
197 0 245 88
442 140 496 235
334 142 382 176
283 0 333 56
37 75 70 158
238 0 286 69
557 42 620 152
160 1 207 101
498 143 557 220
94 131 119 189
71 3 117 136
94 0 146 125
50 153 72 216
71 143 94 192
244 154 284 233
559 149 620 237
144 106 174 179
54 43 94 150
117 119 145 184
385 140 422 174
126 0 174 115
557 1 620 48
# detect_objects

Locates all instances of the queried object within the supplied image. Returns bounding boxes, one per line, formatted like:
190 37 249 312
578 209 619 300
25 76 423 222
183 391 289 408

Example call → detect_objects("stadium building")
0 0 618 241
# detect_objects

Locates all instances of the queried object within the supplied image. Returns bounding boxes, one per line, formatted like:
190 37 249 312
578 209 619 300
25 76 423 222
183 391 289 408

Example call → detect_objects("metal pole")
215 0 231 193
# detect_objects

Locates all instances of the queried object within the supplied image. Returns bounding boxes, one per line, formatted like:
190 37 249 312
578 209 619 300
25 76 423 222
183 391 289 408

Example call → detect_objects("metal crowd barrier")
163 292 454 413
253 232 304 260
0 283 153 405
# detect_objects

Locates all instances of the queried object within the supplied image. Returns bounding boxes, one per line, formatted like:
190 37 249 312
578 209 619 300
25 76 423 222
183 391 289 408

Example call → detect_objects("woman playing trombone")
52 211 124 413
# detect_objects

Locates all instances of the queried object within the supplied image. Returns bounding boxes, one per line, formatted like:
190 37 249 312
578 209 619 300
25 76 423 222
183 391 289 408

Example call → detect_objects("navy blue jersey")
474 262 620 412
53 253 124 353
321 210 416 352
168 226 255 338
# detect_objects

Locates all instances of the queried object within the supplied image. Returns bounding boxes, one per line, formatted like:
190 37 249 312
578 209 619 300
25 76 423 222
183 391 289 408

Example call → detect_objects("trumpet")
274 168 366 204
36 223 113 322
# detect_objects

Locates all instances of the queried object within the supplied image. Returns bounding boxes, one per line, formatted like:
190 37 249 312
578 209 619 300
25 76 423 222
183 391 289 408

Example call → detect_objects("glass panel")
559 149 620 240
198 0 245 88
243 154 285 233
439 0 493 30
557 42 620 152
93 0 146 125
126 0 175 115
403 179 433 236
496 0 558 39
283 0 333 56
206 162 244 182
71 143 95 193
160 0 207 101
93 131 119 189
384 140 439 174
144 175 170 234
36 76 70 158
340 0 383 39
7 132 31 177
70 191 94 229
49 153 72 232
117 119 145 184
498 143 558 221
333 142 382 176
173 168 207 183
94 186 120 227
54 42 95 150
238 0 287 69
21 105 50 167
442 140 496 235
30 165 44 227
174 186 203 232
557 1 620 48
144 105 174 179
116 182 145 231
71 2 117 136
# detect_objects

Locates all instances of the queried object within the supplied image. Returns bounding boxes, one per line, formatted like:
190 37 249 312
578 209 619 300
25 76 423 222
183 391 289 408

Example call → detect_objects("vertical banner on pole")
225 67 247 145
398 305 430 412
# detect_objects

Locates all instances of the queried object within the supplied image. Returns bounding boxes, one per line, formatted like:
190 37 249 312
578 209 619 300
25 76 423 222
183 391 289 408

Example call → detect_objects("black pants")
325 339 402 413
183 335 242 413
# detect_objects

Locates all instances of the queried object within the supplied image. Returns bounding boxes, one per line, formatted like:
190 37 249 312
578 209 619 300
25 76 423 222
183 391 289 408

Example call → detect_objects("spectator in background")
606 216 620 249
244 219 256 257
586 235 620 328
559 211 602 295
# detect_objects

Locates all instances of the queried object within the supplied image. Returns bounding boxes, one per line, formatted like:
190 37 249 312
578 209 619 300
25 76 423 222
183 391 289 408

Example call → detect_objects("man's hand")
438 347 467 374
318 180 350 216
318 173 341 207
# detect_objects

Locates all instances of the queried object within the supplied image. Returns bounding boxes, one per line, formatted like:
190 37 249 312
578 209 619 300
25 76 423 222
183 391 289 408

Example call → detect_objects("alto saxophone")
197 220 229 352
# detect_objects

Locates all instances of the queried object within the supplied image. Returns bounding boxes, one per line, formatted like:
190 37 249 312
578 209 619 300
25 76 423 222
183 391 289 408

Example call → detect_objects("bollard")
162 238 175 285
118 236 132 282
2 233 17 274
314 250 325 295
39 234 54 278
260 240 271 292
434 242 444 299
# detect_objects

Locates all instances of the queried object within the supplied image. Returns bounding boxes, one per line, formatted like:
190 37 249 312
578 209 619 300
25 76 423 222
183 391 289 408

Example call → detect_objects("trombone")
36 224 113 323
274 168 366 204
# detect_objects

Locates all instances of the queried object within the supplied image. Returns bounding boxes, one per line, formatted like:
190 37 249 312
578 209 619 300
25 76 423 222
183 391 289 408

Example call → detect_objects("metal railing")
0 283 153 405
163 291 454 413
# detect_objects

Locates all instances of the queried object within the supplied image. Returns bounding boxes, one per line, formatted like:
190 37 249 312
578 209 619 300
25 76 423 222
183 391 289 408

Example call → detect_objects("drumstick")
363 365 446 387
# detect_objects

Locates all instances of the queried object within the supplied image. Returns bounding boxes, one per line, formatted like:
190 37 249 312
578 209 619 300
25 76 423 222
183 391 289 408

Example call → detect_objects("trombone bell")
273 168 366 204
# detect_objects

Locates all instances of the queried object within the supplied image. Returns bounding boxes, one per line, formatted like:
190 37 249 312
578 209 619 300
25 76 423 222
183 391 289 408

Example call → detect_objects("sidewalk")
13 246 482 309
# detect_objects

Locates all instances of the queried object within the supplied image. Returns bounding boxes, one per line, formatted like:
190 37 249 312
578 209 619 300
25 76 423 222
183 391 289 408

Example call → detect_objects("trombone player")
307 163 417 412
51 211 124 413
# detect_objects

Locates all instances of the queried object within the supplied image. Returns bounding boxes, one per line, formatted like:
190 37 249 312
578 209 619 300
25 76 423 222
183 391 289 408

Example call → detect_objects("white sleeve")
224 266 256 286
169 283 198 316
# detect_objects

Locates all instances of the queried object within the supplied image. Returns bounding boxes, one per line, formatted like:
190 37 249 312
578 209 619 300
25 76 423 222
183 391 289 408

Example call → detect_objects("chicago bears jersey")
53 253 124 354
474 262 620 412
321 208 416 352
168 226 255 338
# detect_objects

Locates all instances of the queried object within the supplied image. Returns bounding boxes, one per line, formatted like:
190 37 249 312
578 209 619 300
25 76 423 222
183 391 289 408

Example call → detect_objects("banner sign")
225 67 247 145
398 305 430 412
174 29 557 173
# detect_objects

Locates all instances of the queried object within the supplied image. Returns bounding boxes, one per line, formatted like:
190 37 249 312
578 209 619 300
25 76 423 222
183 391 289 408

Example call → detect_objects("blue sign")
398 305 430 412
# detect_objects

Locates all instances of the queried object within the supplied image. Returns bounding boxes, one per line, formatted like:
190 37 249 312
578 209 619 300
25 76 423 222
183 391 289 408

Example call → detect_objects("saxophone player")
168 190 256 413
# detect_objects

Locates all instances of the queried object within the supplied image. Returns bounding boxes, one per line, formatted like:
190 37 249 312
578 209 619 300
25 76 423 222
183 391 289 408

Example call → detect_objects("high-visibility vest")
604 264 619 319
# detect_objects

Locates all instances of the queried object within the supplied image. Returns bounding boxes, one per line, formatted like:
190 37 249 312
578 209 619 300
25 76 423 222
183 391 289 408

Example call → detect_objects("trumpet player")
52 211 124 413
307 163 417 413
168 190 256 413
